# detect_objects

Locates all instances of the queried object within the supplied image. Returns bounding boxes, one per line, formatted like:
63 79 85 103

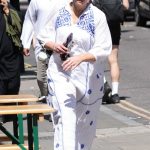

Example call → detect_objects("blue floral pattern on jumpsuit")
56 6 95 37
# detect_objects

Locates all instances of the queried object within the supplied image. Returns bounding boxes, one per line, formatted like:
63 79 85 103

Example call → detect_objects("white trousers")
47 75 102 150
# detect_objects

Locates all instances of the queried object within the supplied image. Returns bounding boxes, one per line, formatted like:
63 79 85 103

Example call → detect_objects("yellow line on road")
116 101 150 120
120 101 150 116
24 63 32 68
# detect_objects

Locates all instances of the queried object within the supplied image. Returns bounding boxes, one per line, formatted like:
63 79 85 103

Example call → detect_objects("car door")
143 0 150 11
135 0 150 26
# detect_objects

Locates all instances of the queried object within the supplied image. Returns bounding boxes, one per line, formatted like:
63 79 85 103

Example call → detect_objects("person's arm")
62 8 112 71
37 9 69 55
21 0 37 56
88 9 112 61
122 0 129 10
44 40 68 54
62 53 96 71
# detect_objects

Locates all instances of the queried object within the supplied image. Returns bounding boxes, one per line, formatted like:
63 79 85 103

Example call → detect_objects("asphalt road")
108 21 150 126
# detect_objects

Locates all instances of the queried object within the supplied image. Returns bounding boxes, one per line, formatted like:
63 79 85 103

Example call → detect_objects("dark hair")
89 0 92 5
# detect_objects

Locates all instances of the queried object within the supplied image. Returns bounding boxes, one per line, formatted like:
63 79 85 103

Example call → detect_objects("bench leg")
27 114 33 150
0 124 27 150
18 114 24 144
13 114 18 143
33 114 39 150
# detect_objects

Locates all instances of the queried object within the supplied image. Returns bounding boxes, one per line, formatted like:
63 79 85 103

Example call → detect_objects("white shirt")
21 0 69 59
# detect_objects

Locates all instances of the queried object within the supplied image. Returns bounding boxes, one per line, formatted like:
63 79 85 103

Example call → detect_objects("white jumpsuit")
39 3 112 150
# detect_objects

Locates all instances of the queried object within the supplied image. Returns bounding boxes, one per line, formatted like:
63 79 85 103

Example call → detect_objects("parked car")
135 0 150 26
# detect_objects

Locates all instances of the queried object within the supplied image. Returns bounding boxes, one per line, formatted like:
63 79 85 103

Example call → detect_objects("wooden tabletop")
0 144 28 150
0 104 55 115
0 94 38 103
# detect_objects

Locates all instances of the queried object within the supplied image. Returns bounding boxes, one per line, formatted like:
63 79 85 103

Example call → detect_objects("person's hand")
23 48 30 56
0 0 9 15
62 55 83 71
53 43 68 54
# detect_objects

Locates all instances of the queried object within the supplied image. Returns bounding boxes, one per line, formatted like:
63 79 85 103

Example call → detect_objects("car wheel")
135 6 146 26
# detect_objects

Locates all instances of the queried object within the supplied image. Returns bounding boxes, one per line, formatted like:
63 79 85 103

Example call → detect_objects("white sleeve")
36 14 57 47
21 0 37 49
89 11 112 62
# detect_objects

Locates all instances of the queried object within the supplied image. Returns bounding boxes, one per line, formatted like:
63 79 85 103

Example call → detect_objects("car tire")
135 6 146 26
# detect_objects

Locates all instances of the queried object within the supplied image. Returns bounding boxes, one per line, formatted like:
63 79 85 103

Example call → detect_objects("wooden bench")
0 94 45 121
0 104 55 150
0 134 28 142
0 104 54 115
0 94 39 146
0 144 28 150
0 95 55 150
0 94 38 104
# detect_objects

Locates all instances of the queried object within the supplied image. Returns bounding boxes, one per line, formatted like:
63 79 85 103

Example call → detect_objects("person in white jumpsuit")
21 0 69 98
38 0 112 149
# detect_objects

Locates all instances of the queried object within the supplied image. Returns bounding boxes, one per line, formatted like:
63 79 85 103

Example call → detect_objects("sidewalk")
19 70 150 150
92 125 150 150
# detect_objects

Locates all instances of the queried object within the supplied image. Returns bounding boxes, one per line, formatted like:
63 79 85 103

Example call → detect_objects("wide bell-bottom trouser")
47 76 102 150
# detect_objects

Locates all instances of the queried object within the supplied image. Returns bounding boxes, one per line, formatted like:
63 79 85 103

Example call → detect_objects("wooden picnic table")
0 94 55 150
0 94 38 103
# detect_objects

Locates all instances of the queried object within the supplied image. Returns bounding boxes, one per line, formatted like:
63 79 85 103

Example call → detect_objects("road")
108 21 150 126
